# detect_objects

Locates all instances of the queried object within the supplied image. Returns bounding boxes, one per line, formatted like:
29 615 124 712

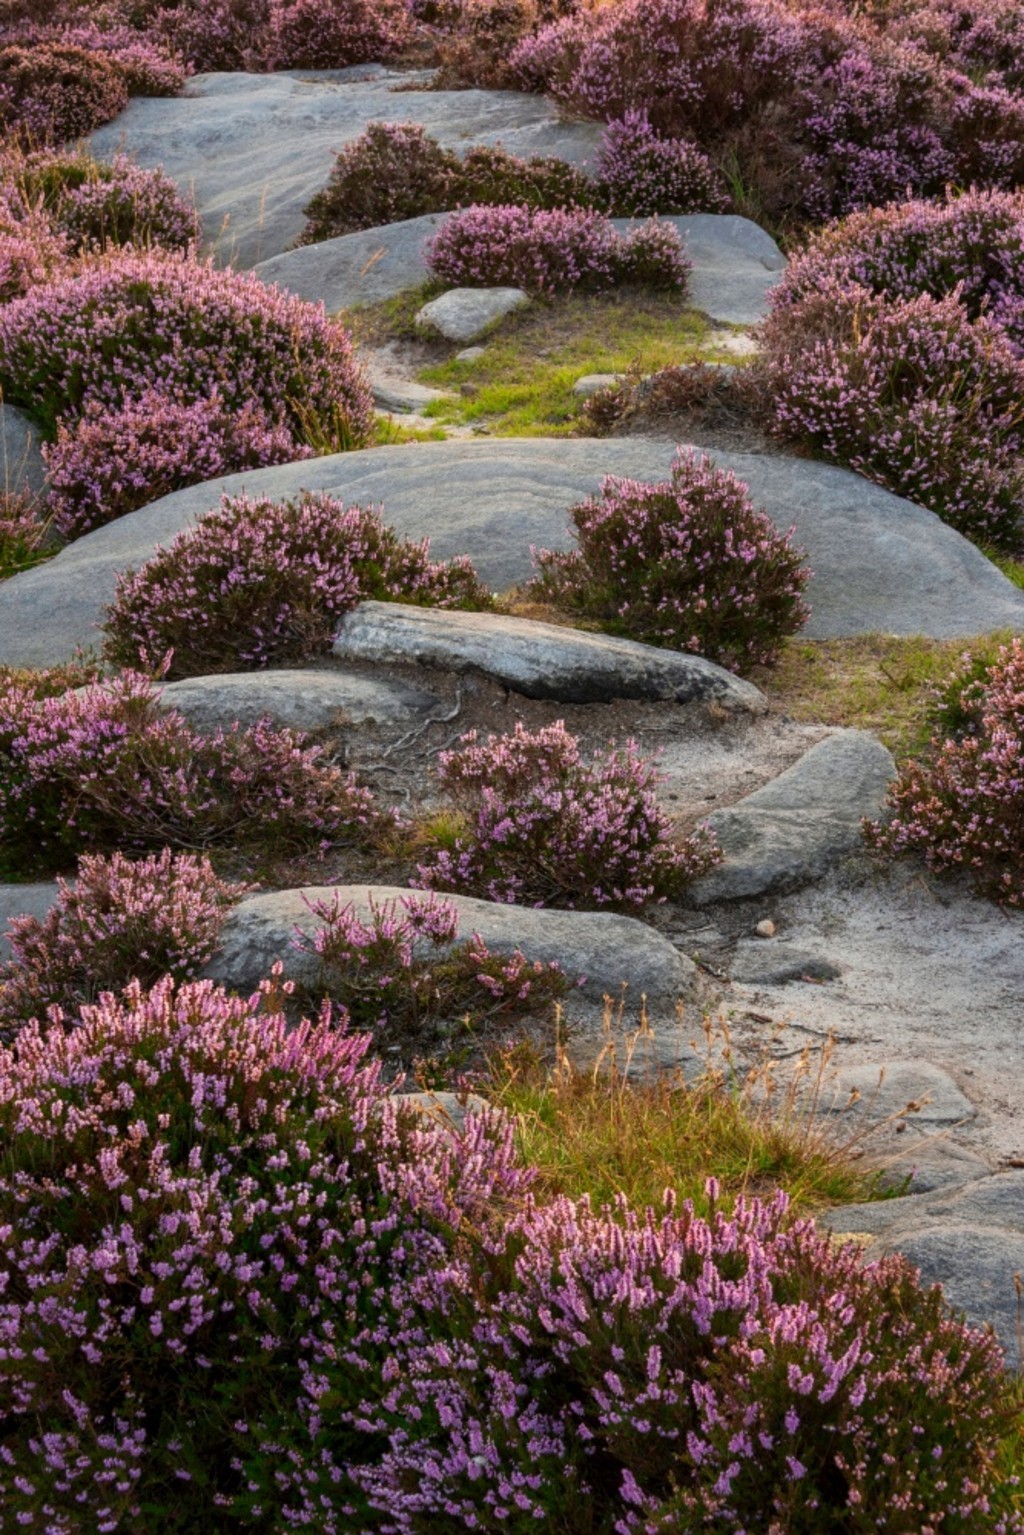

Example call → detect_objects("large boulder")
255 212 452 312
331 602 766 707
206 884 699 1007
89 70 601 267
3 439 1022 670
687 730 896 902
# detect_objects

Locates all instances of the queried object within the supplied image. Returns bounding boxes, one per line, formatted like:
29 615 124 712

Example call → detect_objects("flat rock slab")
688 731 895 902
4 439 1023 669
331 601 766 707
0 883 60 961
828 1059 977 1128
416 286 529 343
255 211 452 312
207 883 699 1007
612 213 786 325
157 668 442 735
1 404 46 500
729 940 841 985
90 70 601 268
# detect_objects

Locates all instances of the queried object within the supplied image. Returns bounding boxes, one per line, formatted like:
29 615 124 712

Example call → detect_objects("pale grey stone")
612 213 786 324
688 731 895 902
3 438 1022 670
90 71 601 268
456 346 486 362
828 1059 977 1128
572 373 624 398
0 883 60 961
207 884 699 1006
416 287 529 343
331 602 767 708
0 404 46 499
255 212 451 312
156 668 441 734
371 377 451 414
878 1225 1024 1368
393 1090 490 1135
729 941 842 985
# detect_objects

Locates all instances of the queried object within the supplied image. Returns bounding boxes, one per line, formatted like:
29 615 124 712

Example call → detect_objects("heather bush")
866 637 1024 905
414 720 720 910
761 286 1024 549
2 18 188 97
0 249 373 447
271 0 411 67
0 40 129 142
150 0 270 71
4 148 199 255
531 449 810 673
300 123 595 245
774 189 1024 352
594 110 729 215
103 490 490 678
0 975 1019 1530
0 668 386 877
0 487 52 578
424 204 690 297
418 0 547 88
296 888 570 1033
0 193 65 302
0 848 245 1034
0 971 533 1532
45 390 308 540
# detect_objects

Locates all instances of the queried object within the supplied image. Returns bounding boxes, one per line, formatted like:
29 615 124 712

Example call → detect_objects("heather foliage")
0 192 67 303
425 204 690 297
45 390 308 541
593 110 729 216
296 889 570 1033
2 976 1018 1531
0 488 52 579
103 490 490 679
0 40 128 142
773 188 1024 352
0 668 386 877
414 720 720 910
866 637 1024 906
0 848 245 1035
0 249 373 449
3 148 199 255
760 285 1024 549
0 18 187 97
271 0 411 67
531 449 810 673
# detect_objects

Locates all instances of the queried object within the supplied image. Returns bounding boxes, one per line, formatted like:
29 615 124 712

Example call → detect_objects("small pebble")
754 919 776 938
456 346 486 362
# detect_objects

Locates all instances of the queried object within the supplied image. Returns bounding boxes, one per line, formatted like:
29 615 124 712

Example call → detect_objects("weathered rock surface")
416 286 529 342
688 731 895 902
729 940 842 985
0 883 60 961
207 884 699 1006
331 601 766 707
4 439 1022 669
393 1090 490 1135
372 377 451 415
0 404 46 499
255 212 452 312
612 213 787 325
157 668 442 735
90 70 601 267
828 1059 978 1128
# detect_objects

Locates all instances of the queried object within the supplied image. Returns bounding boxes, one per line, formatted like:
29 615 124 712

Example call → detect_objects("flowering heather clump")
424 204 689 297
773 188 1024 353
0 972 532 1531
271 0 411 67
0 668 387 877
297 888 570 1033
351 1183 1023 1532
455 142 595 212
761 285 1024 549
45 390 308 540
0 248 373 448
5 148 200 255
414 720 719 910
594 110 729 215
1 18 188 97
103 490 490 678
301 121 460 243
0 848 245 1035
866 637 1024 905
0 193 65 303
0 41 129 142
150 0 270 71
0 488 52 579
532 449 810 673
